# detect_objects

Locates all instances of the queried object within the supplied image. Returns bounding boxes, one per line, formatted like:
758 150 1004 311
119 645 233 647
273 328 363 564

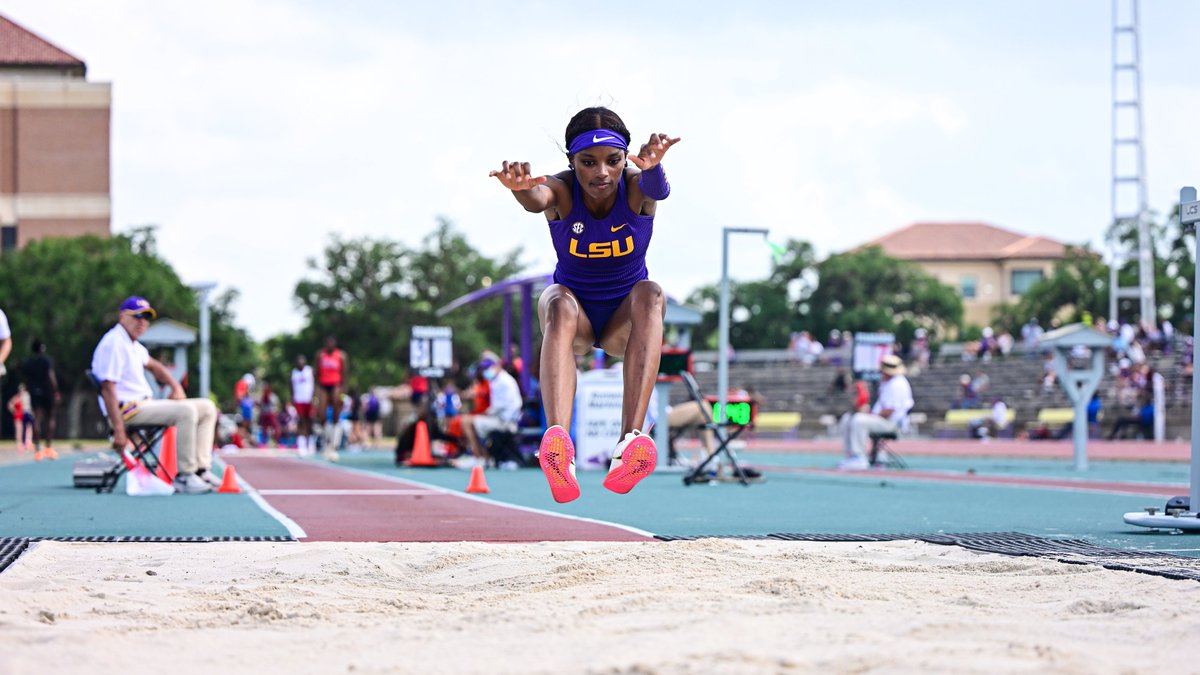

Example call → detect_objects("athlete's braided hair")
564 107 631 157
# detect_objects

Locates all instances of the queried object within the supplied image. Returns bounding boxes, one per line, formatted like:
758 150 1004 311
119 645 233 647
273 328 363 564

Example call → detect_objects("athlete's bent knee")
630 280 665 315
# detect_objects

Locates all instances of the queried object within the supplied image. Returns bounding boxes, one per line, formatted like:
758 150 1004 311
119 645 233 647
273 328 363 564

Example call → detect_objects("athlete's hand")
629 133 681 170
489 161 547 192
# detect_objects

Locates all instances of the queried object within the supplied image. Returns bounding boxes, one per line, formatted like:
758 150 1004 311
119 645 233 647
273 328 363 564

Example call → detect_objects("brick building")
0 13 110 252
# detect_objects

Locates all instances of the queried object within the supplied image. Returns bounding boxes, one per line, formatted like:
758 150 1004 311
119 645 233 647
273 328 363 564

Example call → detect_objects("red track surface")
685 437 1192 461
758 464 1186 497
225 455 651 543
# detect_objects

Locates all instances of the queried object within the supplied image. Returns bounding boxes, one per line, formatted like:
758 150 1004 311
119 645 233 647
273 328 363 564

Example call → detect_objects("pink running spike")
538 426 580 503
602 434 657 494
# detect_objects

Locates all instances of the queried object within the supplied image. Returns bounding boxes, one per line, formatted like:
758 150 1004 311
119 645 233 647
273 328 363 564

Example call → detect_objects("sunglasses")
130 312 154 321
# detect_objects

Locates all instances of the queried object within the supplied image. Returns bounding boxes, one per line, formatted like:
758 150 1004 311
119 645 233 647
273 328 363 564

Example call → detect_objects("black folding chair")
868 431 907 469
84 370 168 493
679 372 756 486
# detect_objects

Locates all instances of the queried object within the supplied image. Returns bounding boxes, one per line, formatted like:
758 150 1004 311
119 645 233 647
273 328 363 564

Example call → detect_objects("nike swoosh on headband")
592 135 615 143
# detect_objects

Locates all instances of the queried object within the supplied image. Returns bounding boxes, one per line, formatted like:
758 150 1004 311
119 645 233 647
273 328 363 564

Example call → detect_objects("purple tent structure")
436 272 551 394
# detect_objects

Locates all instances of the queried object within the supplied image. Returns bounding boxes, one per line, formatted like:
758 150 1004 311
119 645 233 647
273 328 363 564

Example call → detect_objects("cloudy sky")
7 1 1200 340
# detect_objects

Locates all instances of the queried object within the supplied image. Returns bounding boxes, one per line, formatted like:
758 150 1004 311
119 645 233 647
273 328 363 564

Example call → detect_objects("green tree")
991 246 1109 331
994 204 1193 332
199 288 260 409
0 230 256 435
805 246 962 342
685 239 818 349
269 218 525 392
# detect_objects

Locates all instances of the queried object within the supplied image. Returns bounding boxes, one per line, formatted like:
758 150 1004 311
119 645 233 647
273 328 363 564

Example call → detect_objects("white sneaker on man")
836 455 870 471
452 455 480 470
196 468 222 487
173 472 214 494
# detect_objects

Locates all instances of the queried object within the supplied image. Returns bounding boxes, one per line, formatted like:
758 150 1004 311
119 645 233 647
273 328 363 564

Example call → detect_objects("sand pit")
1 539 1197 674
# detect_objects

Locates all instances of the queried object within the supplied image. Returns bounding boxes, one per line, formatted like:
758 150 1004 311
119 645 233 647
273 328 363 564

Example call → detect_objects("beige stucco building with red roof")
860 222 1068 327
0 13 110 251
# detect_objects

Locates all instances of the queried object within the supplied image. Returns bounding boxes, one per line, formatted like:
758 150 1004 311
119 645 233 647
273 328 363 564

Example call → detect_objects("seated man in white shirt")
91 296 220 494
837 354 914 470
0 306 11 384
458 356 523 469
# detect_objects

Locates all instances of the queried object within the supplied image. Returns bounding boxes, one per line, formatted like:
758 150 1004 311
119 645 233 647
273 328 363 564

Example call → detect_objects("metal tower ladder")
1108 0 1155 326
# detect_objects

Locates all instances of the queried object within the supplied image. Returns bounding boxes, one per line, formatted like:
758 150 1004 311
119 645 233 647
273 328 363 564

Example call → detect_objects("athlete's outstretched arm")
489 161 558 213
629 133 681 172
629 134 680 207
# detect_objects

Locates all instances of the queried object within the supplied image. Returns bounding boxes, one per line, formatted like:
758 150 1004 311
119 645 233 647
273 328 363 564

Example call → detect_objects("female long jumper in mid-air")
489 106 681 503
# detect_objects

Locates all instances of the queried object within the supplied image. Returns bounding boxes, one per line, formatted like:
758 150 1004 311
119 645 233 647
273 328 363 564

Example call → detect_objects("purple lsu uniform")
548 171 654 344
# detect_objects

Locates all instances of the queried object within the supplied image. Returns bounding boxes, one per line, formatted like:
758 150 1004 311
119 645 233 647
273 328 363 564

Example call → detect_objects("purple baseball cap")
478 358 497 370
119 296 157 318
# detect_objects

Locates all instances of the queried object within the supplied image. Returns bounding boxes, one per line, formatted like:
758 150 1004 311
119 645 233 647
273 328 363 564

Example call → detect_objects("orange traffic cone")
217 465 241 493
155 426 178 484
408 420 437 467
465 464 490 494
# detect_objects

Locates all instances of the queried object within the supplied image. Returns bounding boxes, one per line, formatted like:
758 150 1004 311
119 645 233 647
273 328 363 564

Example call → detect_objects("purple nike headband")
567 128 628 155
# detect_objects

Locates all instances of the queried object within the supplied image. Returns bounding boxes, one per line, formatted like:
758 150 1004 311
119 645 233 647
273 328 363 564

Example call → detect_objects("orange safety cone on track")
155 426 178 484
408 420 437 467
465 464 490 494
217 465 241 493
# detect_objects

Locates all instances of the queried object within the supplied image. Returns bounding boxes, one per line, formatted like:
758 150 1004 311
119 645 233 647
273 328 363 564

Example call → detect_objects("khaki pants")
839 412 899 460
126 398 218 474
667 400 716 456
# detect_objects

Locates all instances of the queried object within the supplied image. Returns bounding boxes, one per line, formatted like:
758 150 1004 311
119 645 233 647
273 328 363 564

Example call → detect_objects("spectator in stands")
791 331 815 366
969 397 1009 440
970 369 990 401
954 373 977 409
1040 351 1058 393
977 327 995 361
910 328 930 372
1054 392 1103 440
1107 390 1154 440
1022 318 1043 357
836 355 913 470
829 367 851 397
996 330 1014 358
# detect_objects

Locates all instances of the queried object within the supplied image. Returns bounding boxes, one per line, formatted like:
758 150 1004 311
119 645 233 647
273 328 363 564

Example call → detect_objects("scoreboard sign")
410 326 453 377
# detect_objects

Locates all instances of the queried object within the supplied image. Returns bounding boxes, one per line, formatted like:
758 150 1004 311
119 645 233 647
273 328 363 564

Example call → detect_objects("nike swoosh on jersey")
610 224 627 232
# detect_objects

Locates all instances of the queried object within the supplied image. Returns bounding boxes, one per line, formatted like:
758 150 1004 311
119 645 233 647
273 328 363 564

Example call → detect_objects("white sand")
0 539 1197 674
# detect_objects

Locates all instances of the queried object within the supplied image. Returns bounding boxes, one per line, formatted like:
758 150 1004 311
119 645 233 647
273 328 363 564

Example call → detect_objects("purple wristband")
639 164 670 200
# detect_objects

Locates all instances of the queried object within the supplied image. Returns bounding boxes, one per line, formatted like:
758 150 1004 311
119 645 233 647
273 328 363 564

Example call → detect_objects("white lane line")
217 459 309 540
258 489 437 496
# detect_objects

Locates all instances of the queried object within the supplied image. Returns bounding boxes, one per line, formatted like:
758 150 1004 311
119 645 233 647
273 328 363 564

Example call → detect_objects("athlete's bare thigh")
538 284 596 356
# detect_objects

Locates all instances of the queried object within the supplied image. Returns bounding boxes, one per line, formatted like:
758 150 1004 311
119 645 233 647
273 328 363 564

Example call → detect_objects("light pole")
717 227 769 433
1184 186 1200 515
190 282 217 400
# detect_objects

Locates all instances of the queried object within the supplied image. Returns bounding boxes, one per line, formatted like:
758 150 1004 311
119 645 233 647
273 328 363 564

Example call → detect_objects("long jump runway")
224 455 651 543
